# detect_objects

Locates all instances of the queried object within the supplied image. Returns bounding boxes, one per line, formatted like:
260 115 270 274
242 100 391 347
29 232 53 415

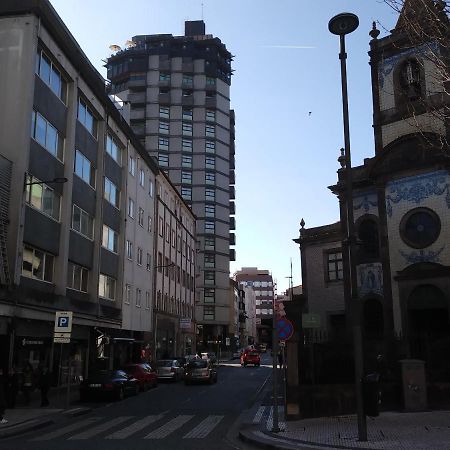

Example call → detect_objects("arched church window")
358 218 379 259
399 59 422 101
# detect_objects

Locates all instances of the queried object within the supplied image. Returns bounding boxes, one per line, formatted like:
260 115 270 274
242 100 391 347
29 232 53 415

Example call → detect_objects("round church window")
400 207 440 249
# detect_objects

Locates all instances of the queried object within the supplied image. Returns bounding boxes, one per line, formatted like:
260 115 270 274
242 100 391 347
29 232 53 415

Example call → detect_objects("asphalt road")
4 354 274 450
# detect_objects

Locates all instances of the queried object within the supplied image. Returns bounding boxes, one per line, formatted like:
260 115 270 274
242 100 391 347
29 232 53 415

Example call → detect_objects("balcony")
229 170 235 185
229 232 235 245
230 248 236 261
230 185 235 200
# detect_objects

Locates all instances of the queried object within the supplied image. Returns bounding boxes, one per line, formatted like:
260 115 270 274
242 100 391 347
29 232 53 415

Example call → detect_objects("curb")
0 418 55 440
62 406 93 417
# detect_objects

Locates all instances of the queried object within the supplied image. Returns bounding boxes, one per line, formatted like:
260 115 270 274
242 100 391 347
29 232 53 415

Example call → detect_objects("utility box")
399 359 427 411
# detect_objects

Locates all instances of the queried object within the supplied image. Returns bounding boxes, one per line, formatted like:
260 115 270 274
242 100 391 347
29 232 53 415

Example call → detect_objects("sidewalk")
240 407 450 450
0 385 91 439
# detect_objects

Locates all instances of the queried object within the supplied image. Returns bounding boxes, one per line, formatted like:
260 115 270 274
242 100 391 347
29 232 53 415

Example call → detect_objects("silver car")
156 359 184 381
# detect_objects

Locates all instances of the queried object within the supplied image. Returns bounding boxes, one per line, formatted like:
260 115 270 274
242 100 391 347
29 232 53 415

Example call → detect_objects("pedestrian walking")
277 350 283 369
22 362 34 405
0 368 7 424
6 367 19 409
38 366 51 407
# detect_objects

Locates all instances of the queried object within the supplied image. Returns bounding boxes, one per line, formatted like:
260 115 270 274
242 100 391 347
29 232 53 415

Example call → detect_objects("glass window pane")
78 101 86 124
86 111 94 134
73 264 81 290
83 158 91 184
73 206 81 231
31 184 42 209
42 188 54 217
35 114 47 147
50 66 61 97
22 246 34 278
44 254 54 282
45 124 57 156
33 250 44 279
81 268 88 292
40 54 51 84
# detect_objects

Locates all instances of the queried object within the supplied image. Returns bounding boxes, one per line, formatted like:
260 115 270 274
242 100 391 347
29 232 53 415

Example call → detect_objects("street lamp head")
52 177 68 184
328 13 359 36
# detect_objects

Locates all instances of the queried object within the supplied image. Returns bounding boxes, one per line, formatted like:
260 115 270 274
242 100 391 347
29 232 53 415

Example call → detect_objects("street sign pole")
272 311 280 433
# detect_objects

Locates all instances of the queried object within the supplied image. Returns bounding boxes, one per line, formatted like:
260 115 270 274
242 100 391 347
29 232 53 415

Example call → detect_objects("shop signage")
179 318 191 330
22 339 44 346
54 336 70 344
54 311 73 344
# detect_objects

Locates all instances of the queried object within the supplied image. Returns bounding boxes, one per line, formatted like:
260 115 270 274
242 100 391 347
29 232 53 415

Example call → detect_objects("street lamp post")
329 13 367 442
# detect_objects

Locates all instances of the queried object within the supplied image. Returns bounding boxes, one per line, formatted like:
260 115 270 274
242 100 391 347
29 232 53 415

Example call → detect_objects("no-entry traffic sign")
276 317 294 341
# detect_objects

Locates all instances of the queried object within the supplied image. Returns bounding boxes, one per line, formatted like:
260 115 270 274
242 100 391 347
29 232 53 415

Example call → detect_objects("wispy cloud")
262 45 316 49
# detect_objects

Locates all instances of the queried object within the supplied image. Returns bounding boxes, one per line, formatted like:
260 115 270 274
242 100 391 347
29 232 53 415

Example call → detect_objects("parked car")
241 349 261 367
156 359 184 381
123 363 157 391
79 369 139 401
201 352 217 365
184 359 218 385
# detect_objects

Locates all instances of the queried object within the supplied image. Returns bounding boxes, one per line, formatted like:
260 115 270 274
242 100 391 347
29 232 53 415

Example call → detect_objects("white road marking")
33 417 102 440
106 413 166 439
144 415 194 439
183 415 224 438
68 416 132 440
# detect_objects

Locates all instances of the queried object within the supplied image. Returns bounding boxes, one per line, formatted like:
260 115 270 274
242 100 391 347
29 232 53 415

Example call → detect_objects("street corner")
239 423 299 450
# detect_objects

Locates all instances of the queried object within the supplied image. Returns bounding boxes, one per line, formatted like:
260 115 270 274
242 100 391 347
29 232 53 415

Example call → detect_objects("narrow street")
2 354 276 450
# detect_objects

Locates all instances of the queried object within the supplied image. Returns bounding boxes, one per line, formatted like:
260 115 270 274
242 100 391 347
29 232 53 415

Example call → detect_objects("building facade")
105 21 235 351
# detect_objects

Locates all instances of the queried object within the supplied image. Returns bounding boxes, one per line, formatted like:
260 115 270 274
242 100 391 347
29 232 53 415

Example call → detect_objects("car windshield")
157 360 173 367
188 360 208 368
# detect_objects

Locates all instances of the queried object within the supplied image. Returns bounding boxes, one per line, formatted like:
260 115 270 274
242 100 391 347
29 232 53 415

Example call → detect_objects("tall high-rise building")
106 20 235 351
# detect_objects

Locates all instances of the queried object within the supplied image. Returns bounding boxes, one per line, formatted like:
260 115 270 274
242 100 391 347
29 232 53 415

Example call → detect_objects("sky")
49 0 399 294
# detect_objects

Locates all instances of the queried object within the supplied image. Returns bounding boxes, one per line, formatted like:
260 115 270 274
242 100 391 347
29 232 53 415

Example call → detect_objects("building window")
327 251 343 281
182 123 193 136
72 204 94 239
102 224 118 253
205 172 215 185
181 171 192 184
181 187 192 201
67 262 88 292
135 288 142 307
99 273 116 300
159 72 170 81
205 140 215 153
128 198 135 218
204 305 215 320
25 175 61 220
206 110 215 122
146 291 150 309
205 156 215 169
205 205 215 217
159 106 170 118
157 252 162 272
159 217 163 236
182 108 193 121
159 87 170 95
206 77 216 86
106 134 122 164
77 98 97 137
204 288 215 303
172 230 176 248
205 237 215 250
158 153 169 166
399 59 422 101
159 121 170 134
74 149 96 187
104 177 120 208
205 221 215 233
146 253 151 271
182 155 192 168
31 110 64 161
128 156 136 176
138 207 144 226
149 180 154 197
148 216 152 232
158 137 169 150
126 240 133 260
125 284 131 304
182 139 193 152
205 189 215 201
35 48 67 102
204 254 215 268
182 89 193 97
137 247 143 266
205 125 215 137
22 245 54 282
358 218 380 259
139 169 145 187
400 207 441 249
182 74 193 85
166 224 170 243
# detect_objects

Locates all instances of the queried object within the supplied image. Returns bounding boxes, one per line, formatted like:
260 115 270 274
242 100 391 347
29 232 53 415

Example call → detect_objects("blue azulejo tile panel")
353 190 378 219
356 263 383 297
399 246 445 264
385 170 450 217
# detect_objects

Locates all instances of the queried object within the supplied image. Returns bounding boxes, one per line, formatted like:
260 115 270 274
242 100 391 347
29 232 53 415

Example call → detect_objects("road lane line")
106 413 166 439
144 415 194 439
183 415 224 439
33 417 102 441
68 416 132 440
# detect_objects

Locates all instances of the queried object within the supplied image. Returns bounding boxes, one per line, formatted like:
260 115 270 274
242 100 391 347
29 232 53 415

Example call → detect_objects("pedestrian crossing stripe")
69 416 133 440
106 413 167 439
33 417 102 441
251 405 287 431
144 414 194 439
183 415 224 439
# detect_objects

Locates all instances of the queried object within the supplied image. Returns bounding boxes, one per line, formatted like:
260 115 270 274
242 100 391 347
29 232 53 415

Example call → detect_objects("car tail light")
103 383 114 389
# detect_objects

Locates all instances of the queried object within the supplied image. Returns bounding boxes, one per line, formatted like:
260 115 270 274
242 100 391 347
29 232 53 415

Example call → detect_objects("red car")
123 363 158 391
241 349 260 367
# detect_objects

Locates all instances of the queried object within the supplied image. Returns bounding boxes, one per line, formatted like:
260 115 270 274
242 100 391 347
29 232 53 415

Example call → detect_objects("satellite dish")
109 44 122 53
125 40 136 48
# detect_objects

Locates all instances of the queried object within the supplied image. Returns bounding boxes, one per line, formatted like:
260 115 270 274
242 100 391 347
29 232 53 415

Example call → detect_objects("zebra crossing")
31 412 225 441
253 405 287 431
